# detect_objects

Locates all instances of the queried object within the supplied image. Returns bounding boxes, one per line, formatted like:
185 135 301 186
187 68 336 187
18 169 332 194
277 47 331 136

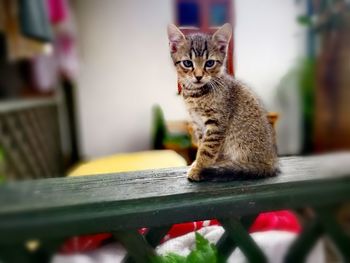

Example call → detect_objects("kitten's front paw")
187 162 202 182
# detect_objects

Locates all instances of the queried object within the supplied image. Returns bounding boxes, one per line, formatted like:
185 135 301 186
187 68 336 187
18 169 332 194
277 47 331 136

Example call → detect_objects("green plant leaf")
163 253 187 263
186 233 217 263
152 253 186 263
297 15 312 26
154 233 218 263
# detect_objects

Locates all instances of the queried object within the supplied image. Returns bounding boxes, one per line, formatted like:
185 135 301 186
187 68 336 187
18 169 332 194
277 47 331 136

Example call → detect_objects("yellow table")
68 150 187 177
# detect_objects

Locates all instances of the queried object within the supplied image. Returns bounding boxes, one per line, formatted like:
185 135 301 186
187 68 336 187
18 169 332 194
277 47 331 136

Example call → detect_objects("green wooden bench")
1 154 350 262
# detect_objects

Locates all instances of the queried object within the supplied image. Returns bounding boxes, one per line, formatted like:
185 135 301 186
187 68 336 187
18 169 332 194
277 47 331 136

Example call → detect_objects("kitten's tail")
198 161 280 182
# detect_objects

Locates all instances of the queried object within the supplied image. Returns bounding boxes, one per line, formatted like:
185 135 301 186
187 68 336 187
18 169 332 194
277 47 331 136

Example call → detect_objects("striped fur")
167 24 279 181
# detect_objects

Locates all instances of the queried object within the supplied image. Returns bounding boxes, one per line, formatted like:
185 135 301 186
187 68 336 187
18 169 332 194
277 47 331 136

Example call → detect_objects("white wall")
73 0 187 158
73 0 303 159
234 0 304 108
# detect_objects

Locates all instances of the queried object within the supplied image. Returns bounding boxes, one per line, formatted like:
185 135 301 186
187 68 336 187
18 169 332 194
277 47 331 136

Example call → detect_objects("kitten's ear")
167 24 186 53
212 23 232 52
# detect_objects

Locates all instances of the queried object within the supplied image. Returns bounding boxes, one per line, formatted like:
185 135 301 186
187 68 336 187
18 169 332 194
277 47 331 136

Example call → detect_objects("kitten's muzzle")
195 76 203 81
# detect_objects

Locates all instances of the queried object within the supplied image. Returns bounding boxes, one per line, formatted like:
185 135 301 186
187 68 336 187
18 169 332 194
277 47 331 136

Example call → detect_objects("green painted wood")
1 154 350 244
216 215 256 261
145 226 172 248
220 218 266 263
216 232 236 262
284 219 323 263
36 238 66 263
123 226 172 263
317 207 350 261
0 239 63 263
113 230 156 263
0 244 32 263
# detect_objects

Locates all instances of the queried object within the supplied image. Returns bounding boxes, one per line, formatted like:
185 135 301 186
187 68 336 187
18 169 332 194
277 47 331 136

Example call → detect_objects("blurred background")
0 0 350 181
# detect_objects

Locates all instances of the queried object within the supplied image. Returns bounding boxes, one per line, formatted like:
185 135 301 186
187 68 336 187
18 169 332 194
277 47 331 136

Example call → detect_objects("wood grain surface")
1 153 350 244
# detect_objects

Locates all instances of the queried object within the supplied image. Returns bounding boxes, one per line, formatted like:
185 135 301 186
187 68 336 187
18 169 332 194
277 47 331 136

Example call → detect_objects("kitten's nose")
195 76 203 81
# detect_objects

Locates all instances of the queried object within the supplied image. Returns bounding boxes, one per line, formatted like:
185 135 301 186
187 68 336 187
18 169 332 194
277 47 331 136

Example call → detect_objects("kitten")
167 23 279 181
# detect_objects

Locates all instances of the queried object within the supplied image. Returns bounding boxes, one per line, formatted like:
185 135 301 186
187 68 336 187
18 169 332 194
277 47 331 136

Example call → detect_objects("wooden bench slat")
1 154 350 244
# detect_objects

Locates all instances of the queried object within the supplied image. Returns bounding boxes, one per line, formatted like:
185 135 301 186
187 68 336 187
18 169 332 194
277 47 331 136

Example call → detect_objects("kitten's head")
167 24 232 88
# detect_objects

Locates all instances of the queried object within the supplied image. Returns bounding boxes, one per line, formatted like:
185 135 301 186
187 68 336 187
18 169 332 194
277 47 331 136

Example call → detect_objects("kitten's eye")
205 60 215 68
182 60 193 68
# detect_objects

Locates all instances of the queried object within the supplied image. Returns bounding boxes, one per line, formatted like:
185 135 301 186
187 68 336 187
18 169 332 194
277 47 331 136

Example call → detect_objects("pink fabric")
47 0 68 24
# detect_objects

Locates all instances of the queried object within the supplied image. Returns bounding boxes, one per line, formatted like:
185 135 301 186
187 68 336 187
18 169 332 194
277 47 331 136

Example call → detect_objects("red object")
249 210 301 234
178 83 182 94
60 211 300 254
47 0 68 24
162 219 220 242
60 233 112 254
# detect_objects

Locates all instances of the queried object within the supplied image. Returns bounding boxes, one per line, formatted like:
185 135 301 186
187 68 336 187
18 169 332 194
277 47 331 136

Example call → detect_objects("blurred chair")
0 98 64 180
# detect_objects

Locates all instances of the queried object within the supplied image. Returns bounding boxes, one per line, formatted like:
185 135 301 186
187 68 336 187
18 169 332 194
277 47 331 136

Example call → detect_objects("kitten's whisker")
211 79 222 92
213 77 225 86
208 82 216 96
210 80 220 97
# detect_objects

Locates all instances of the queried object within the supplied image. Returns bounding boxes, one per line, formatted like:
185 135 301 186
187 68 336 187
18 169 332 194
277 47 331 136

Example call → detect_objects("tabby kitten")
167 23 279 181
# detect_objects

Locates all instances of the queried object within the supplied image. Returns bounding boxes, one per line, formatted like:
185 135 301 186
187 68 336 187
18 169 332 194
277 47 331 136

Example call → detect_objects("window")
177 1 200 27
210 3 227 26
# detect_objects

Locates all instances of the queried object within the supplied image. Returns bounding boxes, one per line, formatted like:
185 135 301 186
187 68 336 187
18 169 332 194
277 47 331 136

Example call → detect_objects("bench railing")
1 154 350 262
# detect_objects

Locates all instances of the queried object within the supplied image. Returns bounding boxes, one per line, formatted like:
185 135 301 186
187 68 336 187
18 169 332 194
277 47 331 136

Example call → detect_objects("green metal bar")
220 218 266 263
216 215 257 261
122 226 171 263
317 207 350 262
113 230 156 263
285 219 323 263
145 225 172 248
34 238 66 263
216 231 236 262
0 244 32 263
0 238 65 263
